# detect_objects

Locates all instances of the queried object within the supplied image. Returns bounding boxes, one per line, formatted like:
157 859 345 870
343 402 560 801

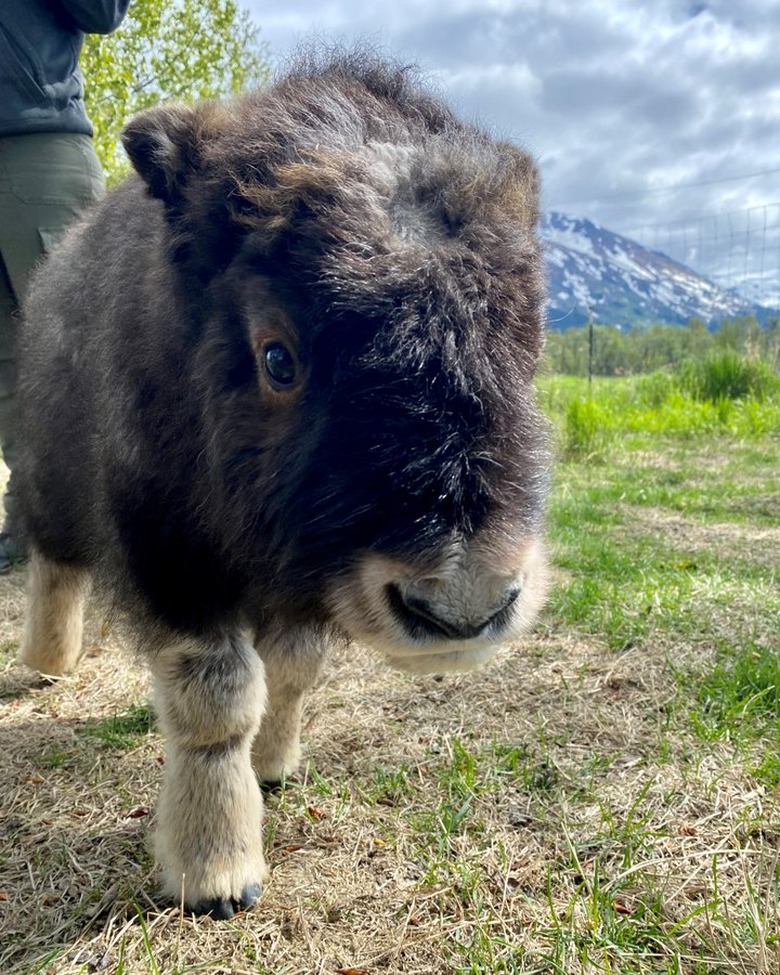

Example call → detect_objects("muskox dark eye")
263 343 297 387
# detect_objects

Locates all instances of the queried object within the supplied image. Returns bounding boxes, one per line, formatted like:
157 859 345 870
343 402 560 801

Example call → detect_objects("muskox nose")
387 582 520 641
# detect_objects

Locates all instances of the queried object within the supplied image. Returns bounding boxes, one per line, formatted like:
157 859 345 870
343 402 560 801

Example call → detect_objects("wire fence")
625 203 780 308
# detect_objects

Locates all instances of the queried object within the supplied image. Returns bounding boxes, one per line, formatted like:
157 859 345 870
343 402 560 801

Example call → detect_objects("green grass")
542 368 780 796
37 744 75 770
542 372 779 654
79 704 156 749
540 367 780 457
692 645 780 739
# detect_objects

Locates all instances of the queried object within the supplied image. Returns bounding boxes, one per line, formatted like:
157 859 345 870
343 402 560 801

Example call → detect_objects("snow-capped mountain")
542 212 777 329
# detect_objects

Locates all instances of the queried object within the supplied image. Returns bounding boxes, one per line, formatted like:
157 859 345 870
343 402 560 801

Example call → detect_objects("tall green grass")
540 353 780 456
678 351 779 403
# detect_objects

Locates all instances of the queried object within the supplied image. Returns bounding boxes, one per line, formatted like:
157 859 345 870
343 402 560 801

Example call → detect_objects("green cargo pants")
0 132 105 536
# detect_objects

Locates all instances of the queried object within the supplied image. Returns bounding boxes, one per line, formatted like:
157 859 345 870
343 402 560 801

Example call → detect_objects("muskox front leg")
20 549 91 675
152 633 269 918
251 626 327 783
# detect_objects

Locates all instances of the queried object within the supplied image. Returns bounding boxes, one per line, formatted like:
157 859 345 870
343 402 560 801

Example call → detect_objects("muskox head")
122 53 549 673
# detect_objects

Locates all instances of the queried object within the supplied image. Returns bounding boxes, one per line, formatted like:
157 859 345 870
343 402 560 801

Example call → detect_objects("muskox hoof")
260 771 302 795
260 779 284 796
194 881 263 919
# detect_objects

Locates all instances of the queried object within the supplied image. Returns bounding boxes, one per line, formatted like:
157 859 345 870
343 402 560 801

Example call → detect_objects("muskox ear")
496 143 541 230
121 102 229 205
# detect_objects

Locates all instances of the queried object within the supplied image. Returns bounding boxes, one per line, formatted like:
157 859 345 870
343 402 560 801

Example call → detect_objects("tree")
81 0 270 184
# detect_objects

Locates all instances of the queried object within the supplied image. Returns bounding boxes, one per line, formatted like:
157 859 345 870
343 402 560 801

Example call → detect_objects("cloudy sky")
243 0 779 298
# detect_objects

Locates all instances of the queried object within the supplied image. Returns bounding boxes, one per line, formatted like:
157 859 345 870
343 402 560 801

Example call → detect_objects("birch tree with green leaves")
81 0 270 184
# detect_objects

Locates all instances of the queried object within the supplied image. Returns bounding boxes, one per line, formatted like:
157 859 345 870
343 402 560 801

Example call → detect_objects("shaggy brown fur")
17 50 549 918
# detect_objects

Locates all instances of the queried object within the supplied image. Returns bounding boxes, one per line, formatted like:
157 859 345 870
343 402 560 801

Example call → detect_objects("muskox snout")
386 580 520 641
326 537 548 675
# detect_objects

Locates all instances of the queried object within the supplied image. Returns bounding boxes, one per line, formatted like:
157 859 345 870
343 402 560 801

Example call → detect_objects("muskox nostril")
386 585 460 639
387 583 519 641
402 592 462 639
491 586 521 628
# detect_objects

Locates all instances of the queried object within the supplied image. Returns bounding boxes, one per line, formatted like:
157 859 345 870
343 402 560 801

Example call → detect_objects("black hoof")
260 773 301 795
193 881 263 919
260 779 284 795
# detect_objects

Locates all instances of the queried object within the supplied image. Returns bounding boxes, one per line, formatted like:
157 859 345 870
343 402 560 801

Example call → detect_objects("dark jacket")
0 0 129 138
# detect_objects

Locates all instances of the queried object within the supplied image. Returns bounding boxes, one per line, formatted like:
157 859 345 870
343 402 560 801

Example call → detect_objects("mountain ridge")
542 211 777 329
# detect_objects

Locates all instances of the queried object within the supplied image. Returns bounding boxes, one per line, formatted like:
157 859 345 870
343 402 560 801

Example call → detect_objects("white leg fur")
152 634 269 916
20 550 90 676
251 626 327 782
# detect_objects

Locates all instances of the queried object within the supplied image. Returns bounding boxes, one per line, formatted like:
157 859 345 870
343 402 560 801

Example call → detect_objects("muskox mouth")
385 582 520 642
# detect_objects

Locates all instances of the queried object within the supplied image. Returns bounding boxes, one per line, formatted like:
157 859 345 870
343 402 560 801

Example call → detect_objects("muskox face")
122 66 549 673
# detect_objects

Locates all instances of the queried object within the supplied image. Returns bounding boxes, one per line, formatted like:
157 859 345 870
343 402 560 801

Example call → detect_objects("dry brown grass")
2 549 778 974
620 507 780 570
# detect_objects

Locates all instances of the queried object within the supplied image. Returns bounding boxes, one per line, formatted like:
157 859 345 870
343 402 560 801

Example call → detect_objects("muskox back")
18 50 549 917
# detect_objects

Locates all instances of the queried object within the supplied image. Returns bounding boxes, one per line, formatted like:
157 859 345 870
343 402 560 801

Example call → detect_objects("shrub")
677 352 779 403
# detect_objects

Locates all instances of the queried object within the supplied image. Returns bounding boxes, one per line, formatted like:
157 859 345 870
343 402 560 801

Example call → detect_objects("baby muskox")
18 51 549 918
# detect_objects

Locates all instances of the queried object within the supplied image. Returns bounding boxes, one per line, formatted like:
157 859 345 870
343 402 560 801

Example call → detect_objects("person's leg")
0 250 23 574
0 134 104 572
